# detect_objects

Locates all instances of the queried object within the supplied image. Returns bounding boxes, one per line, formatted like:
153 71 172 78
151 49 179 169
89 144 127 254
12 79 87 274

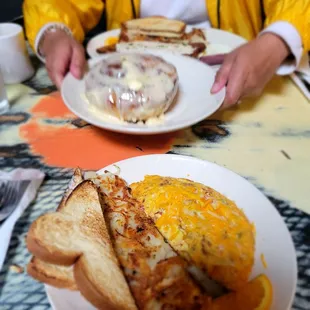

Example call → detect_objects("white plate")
61 52 225 135
46 154 297 310
86 27 247 58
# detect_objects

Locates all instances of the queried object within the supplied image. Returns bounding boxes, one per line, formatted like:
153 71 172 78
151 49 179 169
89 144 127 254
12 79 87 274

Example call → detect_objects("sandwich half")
122 17 186 39
96 17 208 57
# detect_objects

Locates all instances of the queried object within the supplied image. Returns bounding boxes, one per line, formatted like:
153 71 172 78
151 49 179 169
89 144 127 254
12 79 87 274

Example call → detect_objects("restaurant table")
0 50 310 310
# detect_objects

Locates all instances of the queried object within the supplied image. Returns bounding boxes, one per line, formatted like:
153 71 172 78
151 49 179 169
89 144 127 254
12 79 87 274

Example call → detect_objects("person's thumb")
51 52 71 89
211 56 233 94
70 44 86 79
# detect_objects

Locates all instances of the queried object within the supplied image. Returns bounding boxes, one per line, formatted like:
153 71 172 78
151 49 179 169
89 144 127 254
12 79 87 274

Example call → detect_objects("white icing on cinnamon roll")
85 53 178 122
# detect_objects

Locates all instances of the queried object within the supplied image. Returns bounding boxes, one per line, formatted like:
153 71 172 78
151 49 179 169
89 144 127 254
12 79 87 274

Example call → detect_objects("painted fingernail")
211 82 220 93
71 66 82 79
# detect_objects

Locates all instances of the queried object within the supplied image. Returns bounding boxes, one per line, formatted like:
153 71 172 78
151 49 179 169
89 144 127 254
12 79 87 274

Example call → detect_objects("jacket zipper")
217 0 221 28
131 0 137 19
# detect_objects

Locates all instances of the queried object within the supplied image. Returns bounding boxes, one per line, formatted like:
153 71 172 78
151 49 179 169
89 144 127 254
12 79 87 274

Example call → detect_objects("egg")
131 175 255 291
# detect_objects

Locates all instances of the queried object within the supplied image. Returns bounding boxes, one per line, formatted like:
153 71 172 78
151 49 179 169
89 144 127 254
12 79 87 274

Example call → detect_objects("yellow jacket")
23 0 310 52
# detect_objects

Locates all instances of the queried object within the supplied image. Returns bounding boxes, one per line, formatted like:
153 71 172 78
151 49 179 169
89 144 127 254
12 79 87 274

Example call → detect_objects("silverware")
291 73 310 100
296 72 310 90
0 180 30 222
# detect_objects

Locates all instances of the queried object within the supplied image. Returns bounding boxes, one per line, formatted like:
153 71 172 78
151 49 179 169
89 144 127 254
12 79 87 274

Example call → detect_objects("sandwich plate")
86 27 247 58
46 154 297 310
61 51 225 135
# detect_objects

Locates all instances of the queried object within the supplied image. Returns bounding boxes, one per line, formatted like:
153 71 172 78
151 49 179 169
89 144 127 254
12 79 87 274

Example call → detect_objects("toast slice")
92 172 211 309
27 256 77 290
27 179 137 310
97 41 206 58
58 167 84 211
27 168 84 290
122 17 186 38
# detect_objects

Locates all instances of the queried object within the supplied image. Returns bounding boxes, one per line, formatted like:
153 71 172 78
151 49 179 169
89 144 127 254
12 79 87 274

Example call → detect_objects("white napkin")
0 168 45 270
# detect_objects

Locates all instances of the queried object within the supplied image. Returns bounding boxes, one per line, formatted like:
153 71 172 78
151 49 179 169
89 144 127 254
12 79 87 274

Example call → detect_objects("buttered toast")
27 179 136 310
27 256 77 290
27 168 83 290
27 169 215 309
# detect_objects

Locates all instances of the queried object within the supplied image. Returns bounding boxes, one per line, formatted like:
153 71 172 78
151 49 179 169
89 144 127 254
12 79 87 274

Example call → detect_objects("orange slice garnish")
104 36 119 46
210 274 273 310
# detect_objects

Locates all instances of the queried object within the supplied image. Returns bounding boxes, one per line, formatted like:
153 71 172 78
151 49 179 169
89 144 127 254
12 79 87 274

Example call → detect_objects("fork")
0 180 30 222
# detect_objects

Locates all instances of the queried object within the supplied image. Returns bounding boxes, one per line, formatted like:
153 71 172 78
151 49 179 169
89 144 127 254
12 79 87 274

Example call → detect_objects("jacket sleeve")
264 0 310 52
22 0 104 50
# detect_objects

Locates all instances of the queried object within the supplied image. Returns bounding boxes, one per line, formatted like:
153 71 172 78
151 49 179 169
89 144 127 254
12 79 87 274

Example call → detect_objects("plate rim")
61 52 226 135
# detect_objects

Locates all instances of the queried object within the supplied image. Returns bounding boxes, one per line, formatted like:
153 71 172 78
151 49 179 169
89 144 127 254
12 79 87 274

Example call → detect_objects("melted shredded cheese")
131 175 256 290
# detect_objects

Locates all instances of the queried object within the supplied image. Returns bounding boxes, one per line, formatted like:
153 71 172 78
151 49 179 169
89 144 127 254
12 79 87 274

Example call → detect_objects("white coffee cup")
0 69 9 114
0 23 34 84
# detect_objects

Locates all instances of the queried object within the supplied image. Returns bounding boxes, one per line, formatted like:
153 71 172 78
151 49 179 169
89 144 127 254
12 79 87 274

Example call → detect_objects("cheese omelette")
131 176 255 291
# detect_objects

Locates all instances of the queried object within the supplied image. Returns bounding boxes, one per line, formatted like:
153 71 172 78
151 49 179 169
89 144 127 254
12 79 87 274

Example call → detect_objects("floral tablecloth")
0 52 310 310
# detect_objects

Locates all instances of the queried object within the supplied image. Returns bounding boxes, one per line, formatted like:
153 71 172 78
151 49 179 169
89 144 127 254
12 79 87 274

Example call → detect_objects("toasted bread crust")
27 168 83 290
27 257 77 290
122 17 186 35
27 180 136 310
27 213 82 265
58 167 83 211
74 256 131 310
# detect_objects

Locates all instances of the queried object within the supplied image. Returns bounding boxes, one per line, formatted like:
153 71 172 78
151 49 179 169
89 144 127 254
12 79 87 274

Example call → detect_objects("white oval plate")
101 155 298 310
46 154 297 310
86 27 246 58
61 51 225 135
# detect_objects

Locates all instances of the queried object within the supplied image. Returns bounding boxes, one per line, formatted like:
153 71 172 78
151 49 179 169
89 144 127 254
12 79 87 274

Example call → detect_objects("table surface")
0 52 310 310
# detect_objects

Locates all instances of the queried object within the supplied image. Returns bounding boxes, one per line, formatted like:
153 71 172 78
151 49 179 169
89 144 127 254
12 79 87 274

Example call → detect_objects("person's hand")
211 33 291 109
40 30 86 88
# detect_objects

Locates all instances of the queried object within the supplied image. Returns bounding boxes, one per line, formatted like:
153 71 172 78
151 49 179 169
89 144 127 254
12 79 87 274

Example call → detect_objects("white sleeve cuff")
260 21 303 76
34 22 72 63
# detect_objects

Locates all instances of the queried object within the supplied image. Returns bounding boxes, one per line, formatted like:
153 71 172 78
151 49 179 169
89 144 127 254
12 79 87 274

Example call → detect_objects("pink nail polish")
211 83 219 93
